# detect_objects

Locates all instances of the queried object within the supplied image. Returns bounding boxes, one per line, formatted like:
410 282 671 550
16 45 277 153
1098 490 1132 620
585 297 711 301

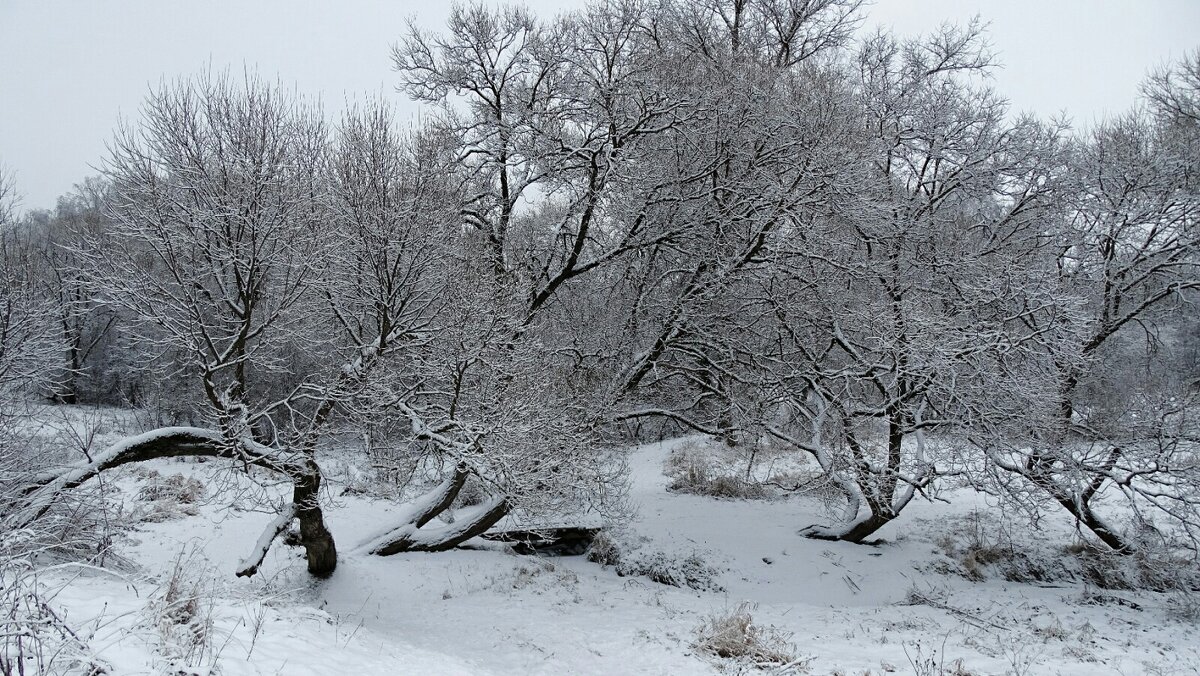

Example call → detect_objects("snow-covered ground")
19 415 1200 675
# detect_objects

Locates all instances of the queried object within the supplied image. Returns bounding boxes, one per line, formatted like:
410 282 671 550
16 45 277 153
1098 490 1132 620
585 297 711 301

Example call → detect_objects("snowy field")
9 411 1195 676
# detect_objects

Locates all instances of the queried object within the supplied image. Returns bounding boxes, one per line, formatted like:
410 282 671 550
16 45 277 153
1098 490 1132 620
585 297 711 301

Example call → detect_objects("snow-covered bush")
933 511 1200 592
664 445 766 500
2 438 121 568
136 471 205 504
150 552 215 673
587 529 724 592
933 517 1071 584
585 529 624 567
692 602 801 670
1064 542 1200 593
1166 592 1200 624
131 470 207 523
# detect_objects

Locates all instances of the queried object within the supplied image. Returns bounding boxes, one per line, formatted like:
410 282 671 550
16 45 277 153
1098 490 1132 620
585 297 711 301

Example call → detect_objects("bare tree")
982 87 1200 552
3 73 344 576
658 0 864 68
0 166 16 228
0 168 64 402
366 0 698 552
16 181 123 405
736 22 1072 542
1143 48 1200 127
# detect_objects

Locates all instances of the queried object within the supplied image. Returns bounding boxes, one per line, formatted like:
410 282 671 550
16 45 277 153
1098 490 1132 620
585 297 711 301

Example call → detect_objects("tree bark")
801 510 896 543
367 498 510 556
292 458 338 577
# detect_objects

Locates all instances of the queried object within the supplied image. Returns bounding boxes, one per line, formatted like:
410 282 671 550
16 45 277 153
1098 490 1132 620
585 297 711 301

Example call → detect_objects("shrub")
630 550 725 592
692 602 801 670
587 529 725 592
131 471 205 522
0 531 106 675
664 445 767 500
151 552 214 671
585 529 623 567
136 472 205 504
933 512 1200 595
1065 542 1200 593
1165 591 1200 623
933 512 1072 584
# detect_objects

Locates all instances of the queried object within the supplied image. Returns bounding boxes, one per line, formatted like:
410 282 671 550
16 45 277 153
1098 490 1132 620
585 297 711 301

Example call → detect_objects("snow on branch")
359 497 509 556
6 427 299 531
235 503 297 578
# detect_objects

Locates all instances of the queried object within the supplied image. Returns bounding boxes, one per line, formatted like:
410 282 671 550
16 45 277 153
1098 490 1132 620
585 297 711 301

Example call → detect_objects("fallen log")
480 526 602 556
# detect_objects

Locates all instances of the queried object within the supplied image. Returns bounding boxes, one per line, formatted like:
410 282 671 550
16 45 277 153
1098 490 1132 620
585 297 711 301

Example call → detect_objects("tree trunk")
410 463 470 528
1034 375 1135 553
800 474 900 544
6 427 342 576
366 498 510 556
801 509 896 543
1034 471 1135 553
293 459 338 577
9 428 279 528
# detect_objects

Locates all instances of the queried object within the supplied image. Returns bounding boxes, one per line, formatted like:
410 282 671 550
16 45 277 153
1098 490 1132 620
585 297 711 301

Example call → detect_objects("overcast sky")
2 0 1197 211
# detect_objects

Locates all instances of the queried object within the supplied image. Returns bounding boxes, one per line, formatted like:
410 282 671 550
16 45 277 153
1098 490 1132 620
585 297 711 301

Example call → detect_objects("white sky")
1 0 1197 211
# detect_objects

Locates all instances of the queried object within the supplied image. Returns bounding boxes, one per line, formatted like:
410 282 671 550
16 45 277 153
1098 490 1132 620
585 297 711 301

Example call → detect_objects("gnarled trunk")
1030 465 1135 553
800 498 898 544
6 427 340 577
293 460 338 576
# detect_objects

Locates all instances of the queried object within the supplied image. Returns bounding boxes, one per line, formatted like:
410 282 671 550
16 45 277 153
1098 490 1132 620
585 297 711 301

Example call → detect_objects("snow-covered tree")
982 68 1200 552
753 22 1074 542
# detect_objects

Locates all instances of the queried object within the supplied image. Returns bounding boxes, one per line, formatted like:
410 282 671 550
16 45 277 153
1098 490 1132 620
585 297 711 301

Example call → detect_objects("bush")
585 529 623 567
664 445 766 500
151 551 214 672
587 529 724 592
1065 542 1200 593
131 470 205 522
933 512 1200 594
1165 591 1200 623
136 471 205 504
692 602 802 670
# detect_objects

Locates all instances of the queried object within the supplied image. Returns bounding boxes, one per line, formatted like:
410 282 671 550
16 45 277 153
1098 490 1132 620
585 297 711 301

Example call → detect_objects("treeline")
1 0 1198 575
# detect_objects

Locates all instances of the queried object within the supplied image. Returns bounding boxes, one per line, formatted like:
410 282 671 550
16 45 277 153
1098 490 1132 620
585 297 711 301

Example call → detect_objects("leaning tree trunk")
4 427 340 577
367 498 510 555
799 410 918 544
1034 376 1137 553
1028 463 1135 553
800 491 900 543
804 511 897 543
358 463 510 556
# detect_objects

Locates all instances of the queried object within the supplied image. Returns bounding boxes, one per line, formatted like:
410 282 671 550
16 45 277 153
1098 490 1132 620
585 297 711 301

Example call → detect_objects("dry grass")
151 551 214 671
131 471 205 523
664 445 767 500
136 471 205 504
692 602 804 670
